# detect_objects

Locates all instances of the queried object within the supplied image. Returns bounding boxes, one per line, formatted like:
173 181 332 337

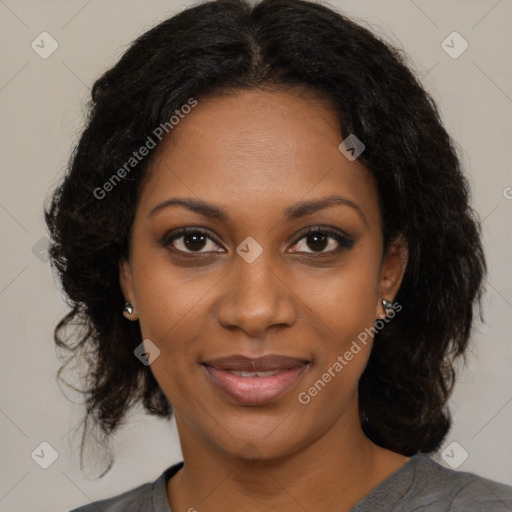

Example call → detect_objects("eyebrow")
148 195 367 225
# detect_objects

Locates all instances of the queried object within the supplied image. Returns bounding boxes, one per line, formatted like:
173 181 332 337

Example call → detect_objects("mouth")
201 354 311 406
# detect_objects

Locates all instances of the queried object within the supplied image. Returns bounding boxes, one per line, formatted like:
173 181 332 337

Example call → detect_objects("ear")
119 258 138 320
376 234 408 319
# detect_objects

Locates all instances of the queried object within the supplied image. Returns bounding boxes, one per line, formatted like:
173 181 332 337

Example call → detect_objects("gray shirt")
68 454 512 511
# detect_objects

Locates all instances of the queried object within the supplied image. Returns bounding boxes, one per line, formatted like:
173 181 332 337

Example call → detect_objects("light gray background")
0 1 511 511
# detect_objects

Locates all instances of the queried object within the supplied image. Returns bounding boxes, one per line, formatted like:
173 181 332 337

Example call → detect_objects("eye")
162 228 224 254
289 227 354 255
161 226 354 256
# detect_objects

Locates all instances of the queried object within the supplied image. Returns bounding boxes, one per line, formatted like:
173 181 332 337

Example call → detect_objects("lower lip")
203 364 308 405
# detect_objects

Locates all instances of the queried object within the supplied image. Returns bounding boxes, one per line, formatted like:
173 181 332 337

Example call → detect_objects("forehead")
138 88 379 227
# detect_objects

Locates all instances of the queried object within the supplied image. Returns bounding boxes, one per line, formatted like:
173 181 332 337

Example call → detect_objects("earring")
381 299 394 317
123 301 133 316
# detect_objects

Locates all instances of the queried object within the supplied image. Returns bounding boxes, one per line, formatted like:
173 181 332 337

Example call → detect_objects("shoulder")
352 454 512 512
66 462 183 512
402 455 512 511
68 482 153 512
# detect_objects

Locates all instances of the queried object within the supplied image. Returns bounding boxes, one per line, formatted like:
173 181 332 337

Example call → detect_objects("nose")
216 251 296 337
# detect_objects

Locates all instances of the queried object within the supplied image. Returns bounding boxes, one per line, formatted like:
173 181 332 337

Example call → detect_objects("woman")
45 0 512 510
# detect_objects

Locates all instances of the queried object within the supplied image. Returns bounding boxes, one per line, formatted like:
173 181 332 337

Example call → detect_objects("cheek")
131 256 212 407
296 255 381 337
292 252 381 391
135 271 187 340
294 269 378 418
130 240 216 344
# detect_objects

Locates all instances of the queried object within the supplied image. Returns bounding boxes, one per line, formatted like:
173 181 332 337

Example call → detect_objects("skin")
120 87 409 512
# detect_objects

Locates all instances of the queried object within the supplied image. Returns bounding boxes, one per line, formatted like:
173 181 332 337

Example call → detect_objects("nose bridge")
216 248 295 336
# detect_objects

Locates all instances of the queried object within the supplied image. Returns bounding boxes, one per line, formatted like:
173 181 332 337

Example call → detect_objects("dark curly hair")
44 0 486 469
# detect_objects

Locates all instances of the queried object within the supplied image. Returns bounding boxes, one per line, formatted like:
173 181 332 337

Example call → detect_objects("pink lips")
202 354 310 405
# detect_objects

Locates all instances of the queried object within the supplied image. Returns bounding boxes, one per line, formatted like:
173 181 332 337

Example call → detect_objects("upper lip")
202 354 310 372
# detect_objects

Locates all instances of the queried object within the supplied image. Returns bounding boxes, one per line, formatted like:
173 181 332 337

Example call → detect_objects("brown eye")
162 229 224 254
289 228 354 254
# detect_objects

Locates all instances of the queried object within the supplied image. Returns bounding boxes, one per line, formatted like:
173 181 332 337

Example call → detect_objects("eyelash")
161 226 354 257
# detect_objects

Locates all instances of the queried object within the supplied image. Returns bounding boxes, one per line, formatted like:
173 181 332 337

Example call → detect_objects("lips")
203 354 309 372
201 354 310 405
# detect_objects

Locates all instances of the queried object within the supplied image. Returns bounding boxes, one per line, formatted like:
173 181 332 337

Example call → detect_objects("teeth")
229 370 281 377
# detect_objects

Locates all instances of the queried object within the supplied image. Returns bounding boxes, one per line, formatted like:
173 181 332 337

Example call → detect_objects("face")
120 87 407 462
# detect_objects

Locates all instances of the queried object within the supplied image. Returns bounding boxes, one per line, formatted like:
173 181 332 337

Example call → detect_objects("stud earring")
381 299 394 317
123 301 133 316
